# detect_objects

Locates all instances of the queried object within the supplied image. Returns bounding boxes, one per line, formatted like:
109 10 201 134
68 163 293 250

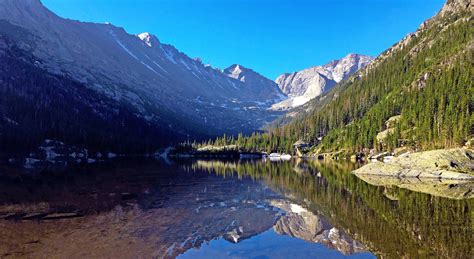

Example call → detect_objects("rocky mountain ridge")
0 0 286 153
272 53 373 110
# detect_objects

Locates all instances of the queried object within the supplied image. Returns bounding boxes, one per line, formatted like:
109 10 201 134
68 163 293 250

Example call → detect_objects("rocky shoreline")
353 148 474 180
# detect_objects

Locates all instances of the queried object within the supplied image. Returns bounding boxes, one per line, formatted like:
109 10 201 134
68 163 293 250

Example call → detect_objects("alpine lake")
0 158 472 258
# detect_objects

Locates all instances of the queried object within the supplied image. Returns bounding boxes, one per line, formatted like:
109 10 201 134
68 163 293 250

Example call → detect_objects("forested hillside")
0 32 184 154
200 0 473 154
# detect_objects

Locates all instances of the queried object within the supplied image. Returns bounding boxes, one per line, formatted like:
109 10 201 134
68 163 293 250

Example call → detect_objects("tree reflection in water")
188 159 473 258
0 159 471 258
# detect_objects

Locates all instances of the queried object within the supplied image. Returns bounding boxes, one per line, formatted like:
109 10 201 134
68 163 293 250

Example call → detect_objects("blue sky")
42 0 444 79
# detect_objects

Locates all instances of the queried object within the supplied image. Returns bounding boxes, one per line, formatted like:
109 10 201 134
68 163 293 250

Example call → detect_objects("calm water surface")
0 159 472 258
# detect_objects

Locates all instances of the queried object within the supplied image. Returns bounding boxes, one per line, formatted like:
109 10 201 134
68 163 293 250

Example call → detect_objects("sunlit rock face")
272 54 373 110
271 200 368 255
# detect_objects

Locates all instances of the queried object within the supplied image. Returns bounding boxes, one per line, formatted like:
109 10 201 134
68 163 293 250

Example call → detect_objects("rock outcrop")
353 148 474 180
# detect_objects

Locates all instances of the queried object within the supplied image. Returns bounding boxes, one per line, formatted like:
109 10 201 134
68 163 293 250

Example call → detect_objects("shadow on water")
0 158 471 258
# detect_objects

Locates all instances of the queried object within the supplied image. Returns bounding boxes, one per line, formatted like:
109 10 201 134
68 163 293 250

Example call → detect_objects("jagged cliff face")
0 0 285 148
272 54 373 110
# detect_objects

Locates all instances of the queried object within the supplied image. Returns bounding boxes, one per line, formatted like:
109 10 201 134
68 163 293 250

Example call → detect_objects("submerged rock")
19 139 119 169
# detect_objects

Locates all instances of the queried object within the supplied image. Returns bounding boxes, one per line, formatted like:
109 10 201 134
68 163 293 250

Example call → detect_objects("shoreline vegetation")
170 143 474 180
2 137 473 184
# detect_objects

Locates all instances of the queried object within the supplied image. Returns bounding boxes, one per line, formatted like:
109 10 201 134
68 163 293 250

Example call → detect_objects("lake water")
0 159 472 258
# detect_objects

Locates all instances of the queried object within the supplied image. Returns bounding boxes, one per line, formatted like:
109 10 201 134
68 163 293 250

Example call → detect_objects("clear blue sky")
42 0 444 79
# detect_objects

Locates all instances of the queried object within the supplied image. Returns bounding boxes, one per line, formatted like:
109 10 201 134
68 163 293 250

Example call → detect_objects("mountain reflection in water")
0 159 472 258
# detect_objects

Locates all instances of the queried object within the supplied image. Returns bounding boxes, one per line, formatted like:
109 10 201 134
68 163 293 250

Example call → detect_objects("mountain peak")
345 53 362 58
3 0 43 7
438 0 470 17
224 64 270 83
224 64 250 81
0 0 59 30
1 0 50 14
223 64 285 100
226 64 244 71
137 32 160 47
324 53 374 82
273 53 373 110
327 53 373 66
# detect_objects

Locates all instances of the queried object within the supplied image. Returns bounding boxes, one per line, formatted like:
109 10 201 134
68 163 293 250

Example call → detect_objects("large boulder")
353 148 474 180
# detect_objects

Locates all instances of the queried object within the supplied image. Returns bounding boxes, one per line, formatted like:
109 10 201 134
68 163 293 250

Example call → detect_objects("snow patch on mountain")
137 32 156 47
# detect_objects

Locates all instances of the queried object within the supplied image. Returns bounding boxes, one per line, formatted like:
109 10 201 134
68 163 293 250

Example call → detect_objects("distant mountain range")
272 54 373 110
0 0 375 155
0 0 290 153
